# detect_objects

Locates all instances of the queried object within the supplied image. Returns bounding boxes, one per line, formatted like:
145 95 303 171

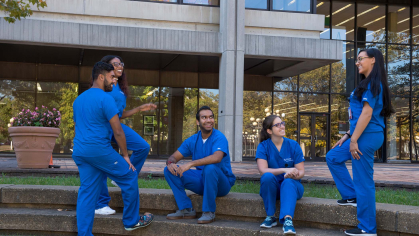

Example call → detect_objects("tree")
0 0 47 23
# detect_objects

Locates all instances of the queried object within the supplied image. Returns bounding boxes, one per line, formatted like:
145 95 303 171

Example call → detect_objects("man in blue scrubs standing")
72 62 153 236
164 106 236 224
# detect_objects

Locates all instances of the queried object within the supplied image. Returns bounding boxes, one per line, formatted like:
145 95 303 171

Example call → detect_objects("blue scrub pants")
260 173 304 224
164 164 231 212
326 132 383 234
96 123 150 209
73 152 140 236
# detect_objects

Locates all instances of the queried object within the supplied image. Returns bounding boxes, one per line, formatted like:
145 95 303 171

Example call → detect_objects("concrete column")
218 0 245 162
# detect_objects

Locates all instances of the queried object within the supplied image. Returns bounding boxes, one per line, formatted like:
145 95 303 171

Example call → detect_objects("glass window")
387 45 411 97
332 42 355 94
388 5 410 44
182 88 199 142
357 4 386 43
412 98 419 162
36 82 78 154
299 93 329 113
0 80 36 153
299 65 330 93
413 46 419 97
272 0 311 13
242 91 272 157
274 76 297 91
387 97 410 161
331 1 355 41
413 7 419 44
144 0 177 2
125 85 159 156
245 0 268 9
331 94 349 145
182 0 219 6
274 92 297 140
317 0 331 39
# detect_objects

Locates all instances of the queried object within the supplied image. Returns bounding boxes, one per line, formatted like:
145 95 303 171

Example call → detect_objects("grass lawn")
1 174 418 207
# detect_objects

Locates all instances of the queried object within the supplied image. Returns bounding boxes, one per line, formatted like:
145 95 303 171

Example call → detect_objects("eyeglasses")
271 121 286 128
355 56 371 63
111 62 124 68
201 116 214 121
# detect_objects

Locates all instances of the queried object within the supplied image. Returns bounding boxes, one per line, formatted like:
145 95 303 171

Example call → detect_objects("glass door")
299 113 329 161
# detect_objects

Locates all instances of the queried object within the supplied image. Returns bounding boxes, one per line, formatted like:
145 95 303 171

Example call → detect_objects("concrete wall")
0 0 325 38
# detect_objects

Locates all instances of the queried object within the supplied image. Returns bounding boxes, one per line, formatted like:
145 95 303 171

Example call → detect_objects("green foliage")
0 0 47 23
59 83 78 142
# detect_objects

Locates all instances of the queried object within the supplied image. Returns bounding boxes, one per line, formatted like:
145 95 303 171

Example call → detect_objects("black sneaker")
345 228 377 236
337 198 357 207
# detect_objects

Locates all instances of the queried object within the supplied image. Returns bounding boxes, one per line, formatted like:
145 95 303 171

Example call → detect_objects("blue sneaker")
282 217 296 235
260 216 277 228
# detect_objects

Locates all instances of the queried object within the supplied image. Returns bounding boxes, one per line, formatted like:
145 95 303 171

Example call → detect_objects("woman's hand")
138 103 157 112
349 141 363 160
332 134 349 149
284 168 299 179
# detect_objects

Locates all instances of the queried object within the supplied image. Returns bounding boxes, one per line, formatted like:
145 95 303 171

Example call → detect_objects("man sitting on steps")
164 106 236 224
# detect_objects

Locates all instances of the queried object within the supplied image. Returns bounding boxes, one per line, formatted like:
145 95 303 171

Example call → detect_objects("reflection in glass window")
274 92 297 140
0 80 35 153
299 93 329 113
332 42 355 94
413 46 419 97
183 88 199 142
274 76 297 91
36 82 78 154
412 98 419 162
357 4 386 43
331 94 349 145
413 7 419 44
245 0 268 9
387 97 410 161
183 0 219 6
331 1 355 41
145 0 177 2
317 0 331 39
387 45 411 97
272 0 311 12
388 5 410 44
299 65 330 93
242 91 272 157
125 86 159 156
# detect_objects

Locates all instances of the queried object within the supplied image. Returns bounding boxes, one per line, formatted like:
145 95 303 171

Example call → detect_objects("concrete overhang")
244 34 342 78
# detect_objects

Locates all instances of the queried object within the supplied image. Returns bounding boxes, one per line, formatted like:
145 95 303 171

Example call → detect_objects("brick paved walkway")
1 158 418 189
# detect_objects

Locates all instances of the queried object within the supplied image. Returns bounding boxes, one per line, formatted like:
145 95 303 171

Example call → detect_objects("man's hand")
167 163 179 176
284 168 299 179
123 155 136 171
176 163 192 177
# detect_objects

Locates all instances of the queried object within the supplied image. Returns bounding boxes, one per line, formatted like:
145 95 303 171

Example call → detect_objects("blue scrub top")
107 83 126 118
349 83 385 134
255 138 305 183
72 88 119 157
177 128 236 187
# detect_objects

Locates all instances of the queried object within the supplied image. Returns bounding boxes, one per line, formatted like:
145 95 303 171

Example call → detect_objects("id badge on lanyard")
348 107 352 120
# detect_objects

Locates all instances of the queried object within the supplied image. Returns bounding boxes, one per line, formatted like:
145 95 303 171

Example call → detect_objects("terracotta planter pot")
8 127 60 169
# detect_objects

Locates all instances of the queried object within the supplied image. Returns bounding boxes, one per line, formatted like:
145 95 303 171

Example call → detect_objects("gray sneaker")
197 212 215 224
166 208 196 220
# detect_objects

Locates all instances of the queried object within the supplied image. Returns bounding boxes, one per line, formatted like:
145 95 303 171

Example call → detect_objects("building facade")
0 0 417 163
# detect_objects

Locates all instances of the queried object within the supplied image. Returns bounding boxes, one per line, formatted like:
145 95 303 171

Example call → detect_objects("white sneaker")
111 180 119 188
95 206 116 215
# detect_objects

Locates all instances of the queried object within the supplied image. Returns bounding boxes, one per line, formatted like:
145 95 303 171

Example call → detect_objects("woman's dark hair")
354 48 394 117
259 115 279 143
100 55 129 97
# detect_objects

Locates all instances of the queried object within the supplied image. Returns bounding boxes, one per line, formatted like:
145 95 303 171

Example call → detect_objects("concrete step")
1 185 419 235
0 208 344 236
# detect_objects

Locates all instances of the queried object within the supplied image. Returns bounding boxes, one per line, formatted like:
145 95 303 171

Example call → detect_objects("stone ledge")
1 185 418 234
0 208 343 236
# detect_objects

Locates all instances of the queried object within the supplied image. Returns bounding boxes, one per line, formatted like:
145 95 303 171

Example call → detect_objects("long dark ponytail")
354 48 394 117
259 115 279 143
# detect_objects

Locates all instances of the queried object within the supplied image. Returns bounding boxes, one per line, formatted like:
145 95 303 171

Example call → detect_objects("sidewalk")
1 158 419 189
